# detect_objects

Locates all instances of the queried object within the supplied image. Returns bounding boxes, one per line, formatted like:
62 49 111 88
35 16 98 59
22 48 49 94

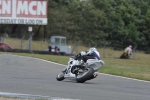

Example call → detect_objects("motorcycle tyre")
76 67 94 83
56 72 65 81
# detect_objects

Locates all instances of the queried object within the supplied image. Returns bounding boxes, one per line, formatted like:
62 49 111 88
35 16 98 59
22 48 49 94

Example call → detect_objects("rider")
63 47 101 78
75 47 100 62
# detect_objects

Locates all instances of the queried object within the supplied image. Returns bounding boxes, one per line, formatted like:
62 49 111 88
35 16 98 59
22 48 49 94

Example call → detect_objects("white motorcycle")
56 56 105 83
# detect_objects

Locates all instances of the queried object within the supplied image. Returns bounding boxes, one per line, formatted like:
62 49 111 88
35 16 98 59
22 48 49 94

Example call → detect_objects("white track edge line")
0 92 80 100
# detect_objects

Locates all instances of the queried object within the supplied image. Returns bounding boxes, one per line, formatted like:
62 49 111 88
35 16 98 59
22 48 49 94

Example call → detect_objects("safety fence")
0 36 148 59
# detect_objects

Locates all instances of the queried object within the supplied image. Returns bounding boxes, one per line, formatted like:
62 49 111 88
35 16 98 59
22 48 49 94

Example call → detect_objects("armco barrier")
0 49 73 56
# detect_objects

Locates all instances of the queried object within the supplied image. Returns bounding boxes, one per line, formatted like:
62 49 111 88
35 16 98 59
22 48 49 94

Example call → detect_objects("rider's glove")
75 51 86 60
75 53 81 60
80 51 86 56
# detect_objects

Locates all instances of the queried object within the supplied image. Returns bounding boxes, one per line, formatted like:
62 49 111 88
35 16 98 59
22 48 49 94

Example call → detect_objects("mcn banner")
0 0 48 25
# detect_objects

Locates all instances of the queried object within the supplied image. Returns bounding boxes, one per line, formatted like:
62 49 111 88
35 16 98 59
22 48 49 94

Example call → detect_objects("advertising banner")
0 0 48 25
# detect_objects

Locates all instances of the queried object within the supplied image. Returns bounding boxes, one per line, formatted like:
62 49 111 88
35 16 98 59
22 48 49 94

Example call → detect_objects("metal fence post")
20 35 25 49
28 26 33 52
133 45 137 59
103 42 107 58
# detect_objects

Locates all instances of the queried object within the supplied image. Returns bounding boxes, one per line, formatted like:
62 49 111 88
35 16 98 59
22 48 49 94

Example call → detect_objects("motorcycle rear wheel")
76 67 94 83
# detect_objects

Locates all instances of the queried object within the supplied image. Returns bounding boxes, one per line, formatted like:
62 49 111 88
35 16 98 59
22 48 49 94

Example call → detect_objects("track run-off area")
0 54 150 100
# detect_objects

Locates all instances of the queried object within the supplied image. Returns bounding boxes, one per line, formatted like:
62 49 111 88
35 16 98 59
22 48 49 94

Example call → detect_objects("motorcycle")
56 56 105 83
120 51 132 59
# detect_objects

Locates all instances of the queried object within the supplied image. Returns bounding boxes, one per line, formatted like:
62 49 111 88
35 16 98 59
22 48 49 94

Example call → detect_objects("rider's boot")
89 72 98 80
93 72 98 78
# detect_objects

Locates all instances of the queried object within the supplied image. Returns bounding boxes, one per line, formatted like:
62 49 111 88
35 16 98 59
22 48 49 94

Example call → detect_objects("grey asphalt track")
0 54 150 100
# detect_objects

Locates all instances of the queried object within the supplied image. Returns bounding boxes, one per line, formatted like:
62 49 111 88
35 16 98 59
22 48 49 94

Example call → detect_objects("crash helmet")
89 47 100 60
89 47 97 52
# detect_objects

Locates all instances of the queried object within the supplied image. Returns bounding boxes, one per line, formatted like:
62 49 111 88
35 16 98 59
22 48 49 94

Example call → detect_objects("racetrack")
0 54 150 100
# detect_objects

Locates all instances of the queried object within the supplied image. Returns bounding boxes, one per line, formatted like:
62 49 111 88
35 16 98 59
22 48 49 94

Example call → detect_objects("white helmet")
89 47 97 52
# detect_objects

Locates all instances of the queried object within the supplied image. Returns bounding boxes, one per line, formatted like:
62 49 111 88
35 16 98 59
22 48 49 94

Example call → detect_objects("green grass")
4 37 48 51
100 56 150 81
2 37 150 81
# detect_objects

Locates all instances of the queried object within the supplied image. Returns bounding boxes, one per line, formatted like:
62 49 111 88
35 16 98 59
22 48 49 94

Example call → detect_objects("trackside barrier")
0 49 74 56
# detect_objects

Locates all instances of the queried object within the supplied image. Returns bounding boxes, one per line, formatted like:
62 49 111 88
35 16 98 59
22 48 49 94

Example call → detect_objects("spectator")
124 45 132 56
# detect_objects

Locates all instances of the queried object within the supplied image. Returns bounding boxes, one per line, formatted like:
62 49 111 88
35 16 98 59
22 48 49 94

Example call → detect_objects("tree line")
0 0 150 51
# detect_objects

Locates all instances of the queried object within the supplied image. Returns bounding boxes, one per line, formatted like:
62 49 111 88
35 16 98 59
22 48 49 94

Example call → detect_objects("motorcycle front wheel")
76 67 94 83
56 72 65 81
